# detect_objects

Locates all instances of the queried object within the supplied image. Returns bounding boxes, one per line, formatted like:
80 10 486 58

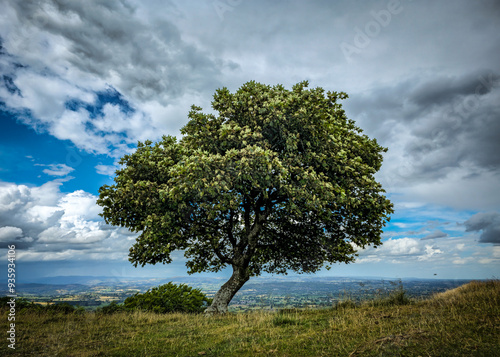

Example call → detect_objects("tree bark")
204 265 250 314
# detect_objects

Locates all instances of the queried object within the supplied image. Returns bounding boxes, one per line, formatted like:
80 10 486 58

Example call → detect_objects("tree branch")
213 245 234 265
227 209 236 247
243 194 252 234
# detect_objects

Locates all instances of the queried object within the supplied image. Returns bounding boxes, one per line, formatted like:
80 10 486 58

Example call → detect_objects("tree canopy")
97 80 393 313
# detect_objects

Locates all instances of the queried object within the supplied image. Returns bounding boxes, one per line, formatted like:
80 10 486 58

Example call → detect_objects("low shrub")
99 282 212 314
366 280 411 307
334 299 357 310
124 282 211 313
44 302 85 314
97 301 128 314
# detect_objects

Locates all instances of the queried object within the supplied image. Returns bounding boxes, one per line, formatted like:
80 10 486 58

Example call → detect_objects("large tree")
97 81 393 313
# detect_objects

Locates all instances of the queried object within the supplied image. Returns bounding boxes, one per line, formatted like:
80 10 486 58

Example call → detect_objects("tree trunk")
205 265 250 314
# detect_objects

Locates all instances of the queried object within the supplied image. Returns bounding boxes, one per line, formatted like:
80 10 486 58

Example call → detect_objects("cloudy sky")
1 0 499 282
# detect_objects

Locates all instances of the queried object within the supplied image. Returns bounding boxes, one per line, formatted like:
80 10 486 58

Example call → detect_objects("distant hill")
20 275 155 285
12 283 88 295
20 274 458 286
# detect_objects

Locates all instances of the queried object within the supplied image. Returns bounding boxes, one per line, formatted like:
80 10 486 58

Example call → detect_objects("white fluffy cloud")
35 163 75 177
355 236 472 265
355 238 424 263
421 245 444 261
95 164 118 177
0 226 23 242
0 180 137 260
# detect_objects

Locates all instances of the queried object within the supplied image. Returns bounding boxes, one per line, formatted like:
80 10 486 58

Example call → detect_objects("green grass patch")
1 280 498 356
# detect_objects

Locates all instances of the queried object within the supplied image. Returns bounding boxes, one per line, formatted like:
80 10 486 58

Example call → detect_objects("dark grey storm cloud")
465 212 500 244
409 71 500 109
346 69 500 185
6 0 225 103
407 71 500 170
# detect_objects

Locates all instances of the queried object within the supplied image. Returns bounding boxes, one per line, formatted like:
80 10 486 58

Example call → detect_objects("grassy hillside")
2 280 498 356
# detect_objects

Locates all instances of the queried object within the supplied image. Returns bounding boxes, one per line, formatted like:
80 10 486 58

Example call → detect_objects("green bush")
385 287 411 305
96 301 127 314
273 313 300 327
366 280 412 307
334 299 357 310
44 302 85 314
123 282 212 314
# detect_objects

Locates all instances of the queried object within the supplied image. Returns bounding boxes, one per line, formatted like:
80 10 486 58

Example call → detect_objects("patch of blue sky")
0 107 116 194
65 86 135 119
0 83 139 194
383 204 475 241
2 75 21 96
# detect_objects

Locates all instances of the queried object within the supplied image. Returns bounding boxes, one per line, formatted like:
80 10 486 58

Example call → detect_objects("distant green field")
2 280 498 356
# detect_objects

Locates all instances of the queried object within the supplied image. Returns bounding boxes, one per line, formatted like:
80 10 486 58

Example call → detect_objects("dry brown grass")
431 279 500 303
1 280 498 356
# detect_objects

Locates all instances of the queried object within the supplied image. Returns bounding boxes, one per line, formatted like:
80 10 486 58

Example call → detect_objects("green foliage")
96 301 128 315
122 282 212 314
385 286 411 306
44 302 85 314
334 299 357 310
97 80 394 299
367 280 411 307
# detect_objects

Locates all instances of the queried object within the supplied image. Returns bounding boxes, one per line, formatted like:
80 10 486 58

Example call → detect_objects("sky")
0 0 499 283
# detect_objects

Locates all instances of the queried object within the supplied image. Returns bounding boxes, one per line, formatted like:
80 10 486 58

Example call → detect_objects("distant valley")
4 276 474 312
